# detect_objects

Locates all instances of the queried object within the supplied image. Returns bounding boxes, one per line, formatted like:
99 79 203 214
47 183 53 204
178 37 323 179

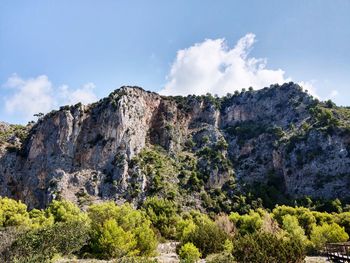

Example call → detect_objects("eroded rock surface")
0 83 349 209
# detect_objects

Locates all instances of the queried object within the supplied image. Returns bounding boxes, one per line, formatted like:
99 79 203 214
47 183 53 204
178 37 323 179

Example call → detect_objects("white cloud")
4 75 55 120
161 33 290 96
298 80 339 101
298 81 319 99
58 82 97 105
2 74 98 123
328 89 339 99
161 33 341 100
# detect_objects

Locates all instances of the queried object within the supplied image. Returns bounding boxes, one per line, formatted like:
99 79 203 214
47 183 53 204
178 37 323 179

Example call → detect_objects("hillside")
1 82 350 211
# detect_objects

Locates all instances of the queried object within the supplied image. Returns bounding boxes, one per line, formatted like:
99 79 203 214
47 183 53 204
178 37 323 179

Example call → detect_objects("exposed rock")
0 122 10 133
0 83 349 209
155 242 179 263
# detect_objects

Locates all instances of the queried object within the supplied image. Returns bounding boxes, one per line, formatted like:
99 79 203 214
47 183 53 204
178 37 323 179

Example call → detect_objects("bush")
310 223 349 250
176 218 196 242
0 197 31 227
3 221 90 263
272 206 316 236
88 202 157 258
335 212 350 236
282 215 308 247
229 210 263 235
97 219 137 259
233 232 305 263
47 199 89 223
179 242 201 263
184 219 228 257
206 252 235 263
29 209 54 228
142 197 179 239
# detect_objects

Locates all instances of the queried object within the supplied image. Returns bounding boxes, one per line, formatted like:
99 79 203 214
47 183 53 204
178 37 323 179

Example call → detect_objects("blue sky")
1 0 349 124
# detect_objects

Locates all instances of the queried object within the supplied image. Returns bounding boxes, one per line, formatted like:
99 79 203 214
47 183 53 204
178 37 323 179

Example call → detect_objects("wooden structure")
325 242 350 262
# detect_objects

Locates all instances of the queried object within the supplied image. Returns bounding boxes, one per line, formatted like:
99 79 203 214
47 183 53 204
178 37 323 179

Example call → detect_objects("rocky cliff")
1 83 349 210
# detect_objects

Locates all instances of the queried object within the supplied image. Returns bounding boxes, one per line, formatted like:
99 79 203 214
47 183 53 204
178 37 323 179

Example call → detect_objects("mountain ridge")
1 82 349 211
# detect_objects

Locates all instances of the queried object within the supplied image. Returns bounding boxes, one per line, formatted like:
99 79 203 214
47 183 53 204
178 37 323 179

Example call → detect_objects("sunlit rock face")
1 83 349 209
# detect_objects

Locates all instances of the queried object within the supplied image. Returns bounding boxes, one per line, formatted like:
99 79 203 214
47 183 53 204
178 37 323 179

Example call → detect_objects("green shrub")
272 205 317 236
229 210 263 235
29 208 54 228
232 232 305 263
335 212 350 236
310 223 349 250
184 219 228 257
0 197 31 227
0 124 28 144
4 221 90 263
311 211 335 226
133 147 179 198
88 202 157 258
282 215 308 247
176 218 197 242
142 197 179 239
179 242 201 263
47 199 89 223
97 219 137 259
225 121 268 143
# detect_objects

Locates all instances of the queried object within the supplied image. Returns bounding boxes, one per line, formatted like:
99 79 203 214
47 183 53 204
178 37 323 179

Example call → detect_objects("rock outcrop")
0 83 349 209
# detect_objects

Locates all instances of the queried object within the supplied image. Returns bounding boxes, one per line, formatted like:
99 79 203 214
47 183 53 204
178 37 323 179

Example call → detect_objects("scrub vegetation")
0 197 349 262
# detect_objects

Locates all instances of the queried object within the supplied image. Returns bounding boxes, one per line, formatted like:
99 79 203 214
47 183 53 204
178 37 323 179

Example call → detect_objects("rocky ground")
304 257 330 263
55 242 330 263
155 242 179 263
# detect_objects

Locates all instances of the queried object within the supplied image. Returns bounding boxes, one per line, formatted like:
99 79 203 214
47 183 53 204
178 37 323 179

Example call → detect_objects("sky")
1 0 349 124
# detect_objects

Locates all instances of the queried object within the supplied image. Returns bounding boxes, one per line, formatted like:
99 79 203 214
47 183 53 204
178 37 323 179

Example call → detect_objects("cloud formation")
3 74 97 123
161 33 290 96
299 80 339 101
58 82 98 106
2 33 338 124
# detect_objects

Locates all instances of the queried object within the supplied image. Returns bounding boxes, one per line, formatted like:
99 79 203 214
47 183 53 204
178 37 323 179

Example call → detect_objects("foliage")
282 215 308 247
206 252 235 263
309 105 340 128
176 218 197 242
96 219 138 259
272 205 317 236
229 210 263 235
0 197 31 227
132 146 179 199
183 218 228 257
232 232 305 263
178 242 201 263
310 223 349 250
1 196 350 262
3 221 90 263
29 208 54 228
142 196 179 239
334 212 350 236
47 199 89 223
0 124 28 145
225 121 268 144
223 239 234 253
88 202 157 257
308 103 350 134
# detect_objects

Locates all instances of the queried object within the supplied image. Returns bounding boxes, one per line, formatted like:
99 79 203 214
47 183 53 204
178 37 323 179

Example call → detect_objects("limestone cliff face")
0 83 349 209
